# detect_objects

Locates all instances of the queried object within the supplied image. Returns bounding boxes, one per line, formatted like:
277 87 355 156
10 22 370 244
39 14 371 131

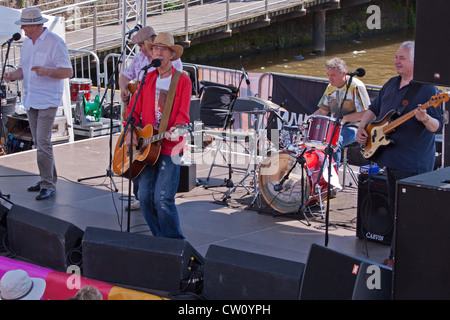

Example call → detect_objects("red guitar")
361 93 448 159
112 124 190 179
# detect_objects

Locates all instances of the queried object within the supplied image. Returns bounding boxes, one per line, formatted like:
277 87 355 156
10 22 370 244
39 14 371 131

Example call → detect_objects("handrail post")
93 2 97 51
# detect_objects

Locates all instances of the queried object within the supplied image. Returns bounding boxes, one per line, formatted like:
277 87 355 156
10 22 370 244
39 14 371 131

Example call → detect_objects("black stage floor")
0 134 390 265
0 134 395 302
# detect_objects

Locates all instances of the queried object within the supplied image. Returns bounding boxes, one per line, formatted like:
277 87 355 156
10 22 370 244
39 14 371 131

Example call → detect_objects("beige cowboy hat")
131 26 156 44
15 7 49 25
144 32 183 61
0 270 46 300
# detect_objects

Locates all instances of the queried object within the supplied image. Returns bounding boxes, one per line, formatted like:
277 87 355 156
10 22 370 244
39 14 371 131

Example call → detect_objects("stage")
0 133 392 299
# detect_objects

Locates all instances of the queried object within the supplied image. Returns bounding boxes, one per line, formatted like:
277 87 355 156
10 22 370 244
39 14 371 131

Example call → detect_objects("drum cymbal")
248 96 288 112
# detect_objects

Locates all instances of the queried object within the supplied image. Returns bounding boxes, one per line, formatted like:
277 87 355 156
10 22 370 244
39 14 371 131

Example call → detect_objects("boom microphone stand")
317 73 356 246
77 37 132 192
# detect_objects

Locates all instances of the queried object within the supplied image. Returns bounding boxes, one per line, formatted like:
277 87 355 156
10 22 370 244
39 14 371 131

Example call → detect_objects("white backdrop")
1 5 73 142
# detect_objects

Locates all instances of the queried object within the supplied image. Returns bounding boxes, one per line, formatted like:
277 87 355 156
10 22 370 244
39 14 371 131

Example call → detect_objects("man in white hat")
0 269 46 300
125 32 191 239
119 26 183 211
4 7 73 200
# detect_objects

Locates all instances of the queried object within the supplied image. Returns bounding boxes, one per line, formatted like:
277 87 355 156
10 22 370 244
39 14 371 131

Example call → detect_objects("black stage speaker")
414 0 450 86
393 167 450 300
357 174 393 245
300 244 392 300
178 163 196 192
7 205 84 271
82 227 203 292
203 245 305 300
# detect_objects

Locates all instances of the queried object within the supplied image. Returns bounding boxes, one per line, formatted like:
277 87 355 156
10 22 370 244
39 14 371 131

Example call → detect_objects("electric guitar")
361 93 448 159
112 124 190 179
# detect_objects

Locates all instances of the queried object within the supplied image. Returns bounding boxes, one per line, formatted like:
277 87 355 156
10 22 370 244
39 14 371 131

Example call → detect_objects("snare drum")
70 78 92 102
305 115 341 150
258 148 337 213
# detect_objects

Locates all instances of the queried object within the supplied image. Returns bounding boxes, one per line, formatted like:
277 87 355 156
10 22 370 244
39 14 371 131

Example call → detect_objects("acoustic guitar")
361 93 448 159
112 124 190 179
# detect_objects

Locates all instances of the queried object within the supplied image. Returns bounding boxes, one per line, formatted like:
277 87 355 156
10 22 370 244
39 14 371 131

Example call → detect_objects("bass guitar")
112 124 190 179
361 93 448 159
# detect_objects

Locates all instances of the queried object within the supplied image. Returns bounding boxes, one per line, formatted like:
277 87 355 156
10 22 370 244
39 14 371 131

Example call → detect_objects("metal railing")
28 0 308 50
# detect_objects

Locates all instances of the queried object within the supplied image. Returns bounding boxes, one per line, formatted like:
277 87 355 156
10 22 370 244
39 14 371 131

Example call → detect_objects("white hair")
399 41 414 62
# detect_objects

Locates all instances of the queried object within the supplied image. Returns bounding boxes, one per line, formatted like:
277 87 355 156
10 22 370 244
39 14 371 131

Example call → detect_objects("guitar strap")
396 81 423 116
156 70 182 146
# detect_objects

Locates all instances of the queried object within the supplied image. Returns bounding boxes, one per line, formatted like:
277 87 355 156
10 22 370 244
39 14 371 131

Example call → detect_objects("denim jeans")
137 154 184 239
333 126 358 169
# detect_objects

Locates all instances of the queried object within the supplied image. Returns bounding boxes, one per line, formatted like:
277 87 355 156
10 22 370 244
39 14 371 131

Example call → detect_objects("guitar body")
112 124 161 179
361 110 396 159
361 93 449 160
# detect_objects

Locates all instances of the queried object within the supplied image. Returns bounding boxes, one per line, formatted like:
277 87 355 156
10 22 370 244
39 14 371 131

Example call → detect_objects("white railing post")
185 0 189 41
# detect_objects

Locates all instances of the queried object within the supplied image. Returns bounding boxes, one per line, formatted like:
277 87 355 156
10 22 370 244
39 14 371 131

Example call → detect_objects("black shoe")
36 188 55 200
27 182 41 192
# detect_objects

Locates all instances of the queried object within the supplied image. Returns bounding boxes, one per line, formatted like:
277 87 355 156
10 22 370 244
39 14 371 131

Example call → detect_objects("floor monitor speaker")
203 245 305 300
357 174 393 245
393 168 450 299
82 227 203 293
300 244 392 300
7 204 84 271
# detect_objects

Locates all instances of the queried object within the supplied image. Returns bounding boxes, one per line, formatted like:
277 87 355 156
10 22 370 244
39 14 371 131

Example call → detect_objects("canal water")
203 30 415 87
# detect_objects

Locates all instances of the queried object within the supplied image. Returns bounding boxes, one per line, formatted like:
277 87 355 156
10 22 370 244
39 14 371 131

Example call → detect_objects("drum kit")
223 98 343 221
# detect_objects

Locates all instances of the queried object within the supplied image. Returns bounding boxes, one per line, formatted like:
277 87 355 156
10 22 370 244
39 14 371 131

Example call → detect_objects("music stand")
197 80 240 196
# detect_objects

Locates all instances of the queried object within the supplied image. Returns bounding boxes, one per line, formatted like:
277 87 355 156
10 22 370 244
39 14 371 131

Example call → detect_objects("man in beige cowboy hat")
4 7 73 200
124 32 191 239
119 26 183 104
118 26 183 211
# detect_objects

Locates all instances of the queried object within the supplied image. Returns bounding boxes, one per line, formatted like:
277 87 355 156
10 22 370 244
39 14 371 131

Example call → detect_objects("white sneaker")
125 199 140 211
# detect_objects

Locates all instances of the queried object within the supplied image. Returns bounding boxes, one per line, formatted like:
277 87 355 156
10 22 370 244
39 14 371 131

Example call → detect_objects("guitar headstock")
430 93 449 108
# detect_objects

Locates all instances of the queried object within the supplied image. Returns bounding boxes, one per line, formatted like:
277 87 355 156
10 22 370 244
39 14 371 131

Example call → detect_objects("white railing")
31 0 307 50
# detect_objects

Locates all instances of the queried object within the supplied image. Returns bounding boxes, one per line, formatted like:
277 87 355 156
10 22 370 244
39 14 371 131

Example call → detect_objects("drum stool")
341 142 359 189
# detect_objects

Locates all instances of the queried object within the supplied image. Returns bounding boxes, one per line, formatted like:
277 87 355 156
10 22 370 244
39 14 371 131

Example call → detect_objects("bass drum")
258 149 335 213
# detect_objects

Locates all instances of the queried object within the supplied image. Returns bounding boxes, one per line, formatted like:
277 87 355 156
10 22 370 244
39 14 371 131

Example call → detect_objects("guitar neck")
144 131 166 145
383 102 430 134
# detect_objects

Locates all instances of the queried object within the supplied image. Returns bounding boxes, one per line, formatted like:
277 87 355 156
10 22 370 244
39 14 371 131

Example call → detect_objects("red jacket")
127 68 191 156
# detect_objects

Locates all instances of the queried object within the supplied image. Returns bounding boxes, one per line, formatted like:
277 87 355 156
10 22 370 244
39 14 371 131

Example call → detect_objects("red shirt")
127 69 191 156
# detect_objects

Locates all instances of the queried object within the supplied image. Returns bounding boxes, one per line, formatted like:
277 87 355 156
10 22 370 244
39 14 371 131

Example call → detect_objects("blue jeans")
137 154 184 239
333 126 358 169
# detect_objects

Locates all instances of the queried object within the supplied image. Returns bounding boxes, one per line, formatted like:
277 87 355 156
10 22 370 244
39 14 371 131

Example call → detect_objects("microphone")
272 110 288 125
347 68 365 77
141 59 161 71
125 24 142 36
2 33 21 46
241 65 250 85
273 148 307 192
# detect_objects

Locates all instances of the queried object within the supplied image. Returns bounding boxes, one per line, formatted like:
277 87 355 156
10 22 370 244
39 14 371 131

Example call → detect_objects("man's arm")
31 66 73 79
356 109 377 145
4 68 24 82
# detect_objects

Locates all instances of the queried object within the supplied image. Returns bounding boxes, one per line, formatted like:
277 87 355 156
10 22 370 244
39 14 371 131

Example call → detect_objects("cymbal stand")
220 109 267 202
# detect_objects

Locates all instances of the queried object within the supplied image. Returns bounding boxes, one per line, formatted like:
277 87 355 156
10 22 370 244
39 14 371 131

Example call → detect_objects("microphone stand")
119 67 148 232
0 40 13 199
77 37 132 191
317 74 355 246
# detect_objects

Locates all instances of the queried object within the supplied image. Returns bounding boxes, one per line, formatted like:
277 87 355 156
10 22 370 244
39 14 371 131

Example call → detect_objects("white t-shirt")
154 74 172 128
